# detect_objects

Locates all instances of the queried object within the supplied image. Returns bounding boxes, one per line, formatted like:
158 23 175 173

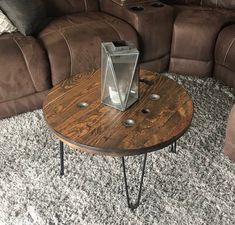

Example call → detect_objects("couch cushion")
39 12 138 85
0 33 51 103
0 91 48 119
161 0 235 9
203 0 235 9
214 25 235 88
169 6 235 76
161 0 200 5
215 25 235 72
45 0 99 16
224 104 235 162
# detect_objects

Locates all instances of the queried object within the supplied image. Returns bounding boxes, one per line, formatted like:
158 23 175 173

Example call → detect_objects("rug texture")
0 74 235 225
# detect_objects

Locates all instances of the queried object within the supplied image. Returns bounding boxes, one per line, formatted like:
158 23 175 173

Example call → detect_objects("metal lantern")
101 41 139 111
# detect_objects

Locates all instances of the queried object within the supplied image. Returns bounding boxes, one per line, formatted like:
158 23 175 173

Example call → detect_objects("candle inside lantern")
101 41 139 111
109 86 125 105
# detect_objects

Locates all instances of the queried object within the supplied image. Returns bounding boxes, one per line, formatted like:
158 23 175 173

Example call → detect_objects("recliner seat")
38 12 138 85
214 24 235 88
160 0 235 77
0 33 51 118
169 6 235 76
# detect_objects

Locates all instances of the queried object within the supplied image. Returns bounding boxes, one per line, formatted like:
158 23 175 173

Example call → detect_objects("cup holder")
129 6 144 11
152 3 164 8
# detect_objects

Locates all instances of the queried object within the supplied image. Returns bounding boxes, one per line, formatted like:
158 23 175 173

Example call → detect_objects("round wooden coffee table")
43 69 193 209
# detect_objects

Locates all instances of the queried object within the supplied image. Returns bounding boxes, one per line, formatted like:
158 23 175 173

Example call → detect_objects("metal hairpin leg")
171 141 177 153
122 153 147 210
60 141 64 176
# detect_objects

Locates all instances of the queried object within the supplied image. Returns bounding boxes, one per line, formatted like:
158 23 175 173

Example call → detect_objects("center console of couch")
100 0 174 72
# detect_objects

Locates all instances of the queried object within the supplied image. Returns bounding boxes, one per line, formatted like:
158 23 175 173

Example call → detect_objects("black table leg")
171 141 177 153
122 153 147 210
60 141 64 176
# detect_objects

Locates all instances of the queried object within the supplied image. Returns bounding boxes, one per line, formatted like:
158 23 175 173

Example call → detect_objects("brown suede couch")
0 0 175 118
0 0 235 119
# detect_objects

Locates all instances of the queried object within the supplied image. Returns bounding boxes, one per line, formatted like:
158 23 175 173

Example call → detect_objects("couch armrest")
100 0 174 66
224 104 235 162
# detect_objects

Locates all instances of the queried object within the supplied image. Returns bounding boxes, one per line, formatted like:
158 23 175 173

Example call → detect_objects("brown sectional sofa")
169 6 234 76
0 0 235 119
0 0 175 118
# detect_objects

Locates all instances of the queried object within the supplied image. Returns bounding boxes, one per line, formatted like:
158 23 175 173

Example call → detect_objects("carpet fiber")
0 74 235 225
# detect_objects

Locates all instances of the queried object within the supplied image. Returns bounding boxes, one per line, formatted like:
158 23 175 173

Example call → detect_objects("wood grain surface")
43 69 193 156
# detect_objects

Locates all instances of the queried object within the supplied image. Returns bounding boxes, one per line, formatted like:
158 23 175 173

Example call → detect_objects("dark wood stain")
43 69 193 156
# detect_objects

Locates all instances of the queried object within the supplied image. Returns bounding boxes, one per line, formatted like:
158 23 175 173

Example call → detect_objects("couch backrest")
45 0 100 16
161 0 235 10
161 0 199 4
203 0 235 10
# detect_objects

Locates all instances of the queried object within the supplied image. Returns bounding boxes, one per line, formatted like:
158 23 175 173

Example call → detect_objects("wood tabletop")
43 69 193 157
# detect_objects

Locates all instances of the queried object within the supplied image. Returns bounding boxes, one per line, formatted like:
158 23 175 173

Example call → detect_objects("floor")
0 73 234 225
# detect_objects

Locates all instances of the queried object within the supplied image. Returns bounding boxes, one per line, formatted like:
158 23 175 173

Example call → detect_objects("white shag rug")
0 74 235 225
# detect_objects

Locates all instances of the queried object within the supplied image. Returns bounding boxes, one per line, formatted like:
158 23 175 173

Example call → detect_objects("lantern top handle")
102 41 139 55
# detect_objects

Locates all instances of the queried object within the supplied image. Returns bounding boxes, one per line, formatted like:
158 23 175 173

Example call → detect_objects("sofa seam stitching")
170 56 212 63
101 19 122 40
223 38 235 64
84 0 88 12
58 31 73 77
215 62 235 73
40 17 102 38
12 38 37 92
